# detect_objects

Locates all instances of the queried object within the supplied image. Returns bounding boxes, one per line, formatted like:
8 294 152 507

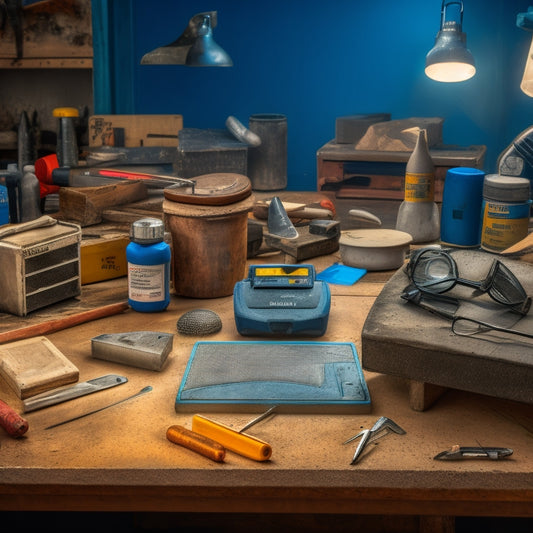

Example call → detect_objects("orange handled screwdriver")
192 414 272 462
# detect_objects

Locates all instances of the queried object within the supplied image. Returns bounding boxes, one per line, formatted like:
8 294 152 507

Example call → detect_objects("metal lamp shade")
141 11 232 67
425 23 475 82
186 15 233 67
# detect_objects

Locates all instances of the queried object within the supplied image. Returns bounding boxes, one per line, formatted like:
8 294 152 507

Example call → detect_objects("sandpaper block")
91 331 174 371
0 336 79 399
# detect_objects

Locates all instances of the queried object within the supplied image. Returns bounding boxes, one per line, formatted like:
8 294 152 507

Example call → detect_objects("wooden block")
59 181 148 226
0 337 79 399
264 225 339 261
408 380 449 412
88 115 183 147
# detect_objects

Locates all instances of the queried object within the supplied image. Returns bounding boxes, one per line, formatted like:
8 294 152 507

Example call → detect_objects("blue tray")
175 341 371 413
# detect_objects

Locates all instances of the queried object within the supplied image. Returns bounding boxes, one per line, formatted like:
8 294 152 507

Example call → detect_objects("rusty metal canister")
162 174 254 298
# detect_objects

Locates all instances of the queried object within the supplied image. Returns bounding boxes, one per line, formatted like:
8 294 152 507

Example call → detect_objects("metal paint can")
247 114 287 191
480 174 531 252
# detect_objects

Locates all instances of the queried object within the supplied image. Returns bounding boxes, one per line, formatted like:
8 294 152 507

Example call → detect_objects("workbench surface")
0 197 531 528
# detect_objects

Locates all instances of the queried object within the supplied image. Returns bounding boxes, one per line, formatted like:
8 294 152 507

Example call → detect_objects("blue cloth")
316 262 367 286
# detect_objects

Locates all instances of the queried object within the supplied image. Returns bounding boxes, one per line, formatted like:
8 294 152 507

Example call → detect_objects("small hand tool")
45 386 152 430
192 412 274 462
239 405 277 433
166 425 226 463
0 398 28 438
344 416 406 465
22 374 128 413
434 445 514 461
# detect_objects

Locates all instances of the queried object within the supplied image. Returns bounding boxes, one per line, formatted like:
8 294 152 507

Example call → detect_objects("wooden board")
0 336 79 399
89 115 183 147
58 181 148 226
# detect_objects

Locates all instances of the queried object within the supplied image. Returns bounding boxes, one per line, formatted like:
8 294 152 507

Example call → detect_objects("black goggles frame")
406 249 531 315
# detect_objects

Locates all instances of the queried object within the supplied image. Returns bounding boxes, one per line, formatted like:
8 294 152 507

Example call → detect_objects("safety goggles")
406 248 531 315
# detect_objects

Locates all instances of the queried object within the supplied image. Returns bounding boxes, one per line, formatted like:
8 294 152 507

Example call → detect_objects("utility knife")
434 445 514 461
22 374 128 413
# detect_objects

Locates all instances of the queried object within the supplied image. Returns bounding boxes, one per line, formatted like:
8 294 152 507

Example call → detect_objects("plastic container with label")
480 175 531 253
127 218 171 312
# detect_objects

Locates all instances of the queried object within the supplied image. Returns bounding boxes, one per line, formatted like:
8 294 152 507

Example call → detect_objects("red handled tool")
0 399 29 438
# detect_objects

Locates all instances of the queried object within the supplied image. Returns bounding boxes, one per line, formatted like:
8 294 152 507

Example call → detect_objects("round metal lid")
130 217 165 243
339 229 413 249
163 173 252 206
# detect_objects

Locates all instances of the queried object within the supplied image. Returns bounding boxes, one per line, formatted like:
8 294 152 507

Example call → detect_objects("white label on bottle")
128 263 165 302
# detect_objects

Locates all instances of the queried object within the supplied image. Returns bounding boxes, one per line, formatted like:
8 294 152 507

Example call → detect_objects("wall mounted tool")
22 374 128 413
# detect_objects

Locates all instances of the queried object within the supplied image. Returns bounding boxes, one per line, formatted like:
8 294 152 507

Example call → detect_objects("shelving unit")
0 0 93 161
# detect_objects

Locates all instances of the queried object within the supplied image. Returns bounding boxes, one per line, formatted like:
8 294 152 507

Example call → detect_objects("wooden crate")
316 140 486 202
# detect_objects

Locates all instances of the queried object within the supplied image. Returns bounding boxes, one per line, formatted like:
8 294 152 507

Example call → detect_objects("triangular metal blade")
267 196 299 239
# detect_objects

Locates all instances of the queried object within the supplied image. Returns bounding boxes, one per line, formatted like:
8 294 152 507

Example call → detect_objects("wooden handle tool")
166 425 226 462
0 302 129 345
192 414 272 462
0 399 29 438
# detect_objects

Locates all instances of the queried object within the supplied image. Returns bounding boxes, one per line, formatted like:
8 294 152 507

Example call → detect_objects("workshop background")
93 0 533 189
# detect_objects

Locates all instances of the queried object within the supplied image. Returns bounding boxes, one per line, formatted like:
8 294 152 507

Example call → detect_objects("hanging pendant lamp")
141 11 233 67
425 1 475 82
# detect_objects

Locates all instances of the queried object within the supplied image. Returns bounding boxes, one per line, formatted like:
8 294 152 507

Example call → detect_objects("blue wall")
94 0 533 190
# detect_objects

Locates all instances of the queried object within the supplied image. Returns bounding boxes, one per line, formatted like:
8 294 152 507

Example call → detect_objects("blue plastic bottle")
127 218 171 312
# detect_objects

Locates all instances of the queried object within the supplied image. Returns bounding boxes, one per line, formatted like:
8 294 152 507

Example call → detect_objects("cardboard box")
80 234 129 285
89 114 183 148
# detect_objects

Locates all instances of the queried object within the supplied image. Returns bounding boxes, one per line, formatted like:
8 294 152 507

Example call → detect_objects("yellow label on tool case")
255 267 310 277
404 172 435 202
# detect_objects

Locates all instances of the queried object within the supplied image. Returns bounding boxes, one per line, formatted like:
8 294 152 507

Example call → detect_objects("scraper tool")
23 374 128 413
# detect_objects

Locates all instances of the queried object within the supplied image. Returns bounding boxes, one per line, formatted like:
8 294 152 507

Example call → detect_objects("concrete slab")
361 249 533 408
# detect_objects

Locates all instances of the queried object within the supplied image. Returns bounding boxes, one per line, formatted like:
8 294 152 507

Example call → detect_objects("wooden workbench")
0 197 531 533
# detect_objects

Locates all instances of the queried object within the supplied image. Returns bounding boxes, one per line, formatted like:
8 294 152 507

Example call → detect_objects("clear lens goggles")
406 249 531 315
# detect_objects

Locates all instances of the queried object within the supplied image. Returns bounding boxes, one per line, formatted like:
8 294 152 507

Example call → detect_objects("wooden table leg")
409 380 449 411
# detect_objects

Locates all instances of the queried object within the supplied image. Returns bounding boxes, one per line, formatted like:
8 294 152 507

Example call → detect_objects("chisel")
22 374 128 413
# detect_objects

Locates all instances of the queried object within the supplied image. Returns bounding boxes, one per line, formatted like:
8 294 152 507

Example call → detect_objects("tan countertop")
0 196 531 523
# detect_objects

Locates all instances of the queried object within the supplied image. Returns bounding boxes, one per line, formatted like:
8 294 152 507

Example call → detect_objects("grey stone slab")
362 249 533 406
